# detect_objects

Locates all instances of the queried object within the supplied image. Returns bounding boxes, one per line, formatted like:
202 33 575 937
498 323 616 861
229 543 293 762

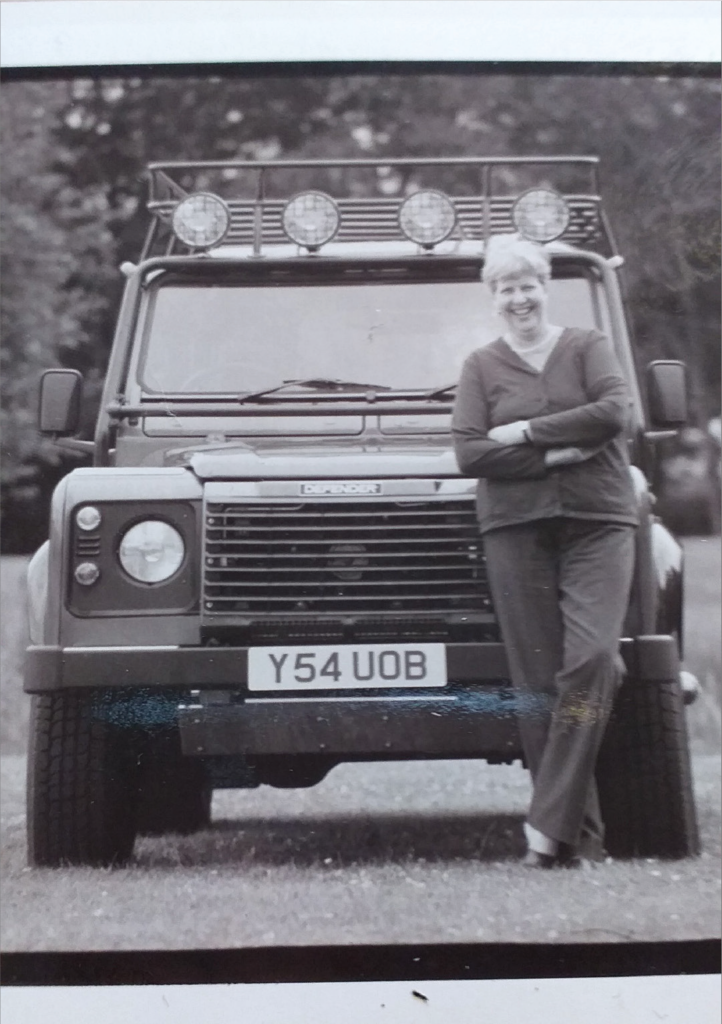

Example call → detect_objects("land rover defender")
25 156 700 865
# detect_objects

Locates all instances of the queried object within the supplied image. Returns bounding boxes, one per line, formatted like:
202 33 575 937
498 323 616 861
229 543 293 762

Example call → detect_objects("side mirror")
39 369 83 435
646 360 688 430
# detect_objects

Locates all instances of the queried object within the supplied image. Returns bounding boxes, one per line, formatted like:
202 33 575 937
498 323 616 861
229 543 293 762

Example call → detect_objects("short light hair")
482 234 551 291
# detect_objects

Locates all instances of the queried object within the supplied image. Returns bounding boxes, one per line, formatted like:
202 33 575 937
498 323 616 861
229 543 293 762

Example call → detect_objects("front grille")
207 617 498 646
202 499 495 622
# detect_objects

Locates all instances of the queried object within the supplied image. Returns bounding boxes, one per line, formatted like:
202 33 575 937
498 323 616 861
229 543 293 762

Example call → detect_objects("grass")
1 545 719 952
0 556 30 755
1 753 719 950
679 537 722 752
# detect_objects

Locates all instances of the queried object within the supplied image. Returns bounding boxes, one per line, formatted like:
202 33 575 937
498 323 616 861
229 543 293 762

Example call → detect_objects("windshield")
138 274 610 395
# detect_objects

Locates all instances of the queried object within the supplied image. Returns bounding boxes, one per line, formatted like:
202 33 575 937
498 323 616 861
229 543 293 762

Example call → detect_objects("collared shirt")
451 328 639 534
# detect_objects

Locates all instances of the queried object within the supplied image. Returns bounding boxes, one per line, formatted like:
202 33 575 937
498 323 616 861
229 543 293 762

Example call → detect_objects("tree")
2 71 719 551
0 82 117 550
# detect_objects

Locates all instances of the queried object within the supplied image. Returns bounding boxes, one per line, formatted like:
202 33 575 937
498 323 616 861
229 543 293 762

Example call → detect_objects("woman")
452 235 638 868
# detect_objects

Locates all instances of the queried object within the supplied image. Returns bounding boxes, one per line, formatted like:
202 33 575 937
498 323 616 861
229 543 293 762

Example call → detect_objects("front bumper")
23 635 680 694
25 642 510 692
24 637 686 760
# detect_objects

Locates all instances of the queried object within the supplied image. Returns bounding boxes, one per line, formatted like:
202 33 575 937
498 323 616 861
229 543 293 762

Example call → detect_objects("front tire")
27 691 139 867
597 675 700 859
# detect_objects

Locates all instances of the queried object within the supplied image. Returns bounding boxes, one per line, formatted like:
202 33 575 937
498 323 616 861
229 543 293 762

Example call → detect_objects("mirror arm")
51 436 96 456
644 429 680 442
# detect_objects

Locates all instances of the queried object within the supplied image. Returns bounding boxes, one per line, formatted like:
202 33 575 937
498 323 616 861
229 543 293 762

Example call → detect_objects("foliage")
1 82 117 549
1 83 68 492
1 71 720 551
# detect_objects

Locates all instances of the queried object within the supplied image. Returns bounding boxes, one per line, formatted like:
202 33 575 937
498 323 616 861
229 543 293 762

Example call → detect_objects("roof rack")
142 156 616 259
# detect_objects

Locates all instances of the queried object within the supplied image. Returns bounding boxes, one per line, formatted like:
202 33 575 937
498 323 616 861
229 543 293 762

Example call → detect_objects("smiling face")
492 272 550 343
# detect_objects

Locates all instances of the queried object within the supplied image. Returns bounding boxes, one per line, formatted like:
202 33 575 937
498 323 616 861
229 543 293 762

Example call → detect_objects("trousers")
482 517 635 848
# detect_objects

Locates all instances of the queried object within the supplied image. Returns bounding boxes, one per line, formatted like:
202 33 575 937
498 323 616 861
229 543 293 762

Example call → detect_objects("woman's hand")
544 446 600 467
487 420 530 445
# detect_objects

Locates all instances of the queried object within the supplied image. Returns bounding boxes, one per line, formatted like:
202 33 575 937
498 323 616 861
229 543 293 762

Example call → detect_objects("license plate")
248 643 447 691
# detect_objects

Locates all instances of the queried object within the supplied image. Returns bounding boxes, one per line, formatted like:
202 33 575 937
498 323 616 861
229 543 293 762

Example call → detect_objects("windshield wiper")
423 382 458 400
239 378 392 403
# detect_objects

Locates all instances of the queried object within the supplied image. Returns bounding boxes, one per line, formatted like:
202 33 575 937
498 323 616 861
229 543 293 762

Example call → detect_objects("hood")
164 435 461 480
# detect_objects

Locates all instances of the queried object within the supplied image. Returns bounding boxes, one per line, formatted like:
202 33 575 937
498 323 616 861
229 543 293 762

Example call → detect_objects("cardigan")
451 328 639 534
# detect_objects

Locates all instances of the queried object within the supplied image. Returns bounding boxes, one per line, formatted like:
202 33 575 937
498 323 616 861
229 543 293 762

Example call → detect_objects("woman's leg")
526 520 635 848
482 521 564 786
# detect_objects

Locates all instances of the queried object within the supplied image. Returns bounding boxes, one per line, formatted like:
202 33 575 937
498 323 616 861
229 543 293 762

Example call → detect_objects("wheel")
135 728 212 836
596 675 700 859
27 691 140 867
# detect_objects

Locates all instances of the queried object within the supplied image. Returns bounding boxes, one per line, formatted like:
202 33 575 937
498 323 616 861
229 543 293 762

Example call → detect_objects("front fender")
26 471 73 647
27 541 50 645
626 466 683 648
650 519 683 653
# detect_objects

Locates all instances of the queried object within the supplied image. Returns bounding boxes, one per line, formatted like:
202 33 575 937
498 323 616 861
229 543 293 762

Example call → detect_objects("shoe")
560 839 607 867
556 842 582 868
521 850 558 869
577 836 608 863
559 854 583 869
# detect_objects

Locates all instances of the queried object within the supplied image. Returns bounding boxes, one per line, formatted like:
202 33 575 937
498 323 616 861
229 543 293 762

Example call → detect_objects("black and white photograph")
0 1 720 1017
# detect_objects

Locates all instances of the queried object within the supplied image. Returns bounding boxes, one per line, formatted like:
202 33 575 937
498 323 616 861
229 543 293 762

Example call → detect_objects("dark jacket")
451 328 639 534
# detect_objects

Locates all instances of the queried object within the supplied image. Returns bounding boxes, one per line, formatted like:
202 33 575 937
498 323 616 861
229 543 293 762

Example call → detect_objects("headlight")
398 190 457 247
281 191 340 249
511 188 570 243
118 520 185 584
171 192 231 249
